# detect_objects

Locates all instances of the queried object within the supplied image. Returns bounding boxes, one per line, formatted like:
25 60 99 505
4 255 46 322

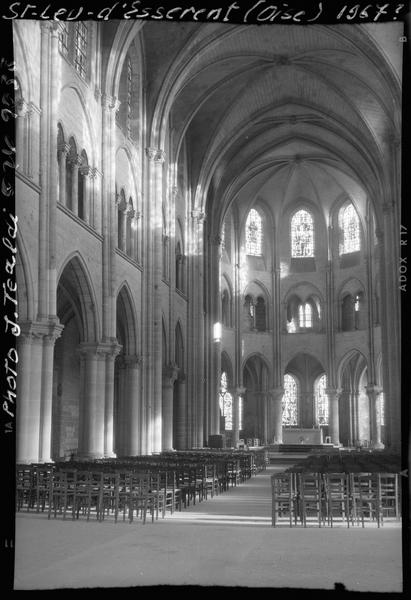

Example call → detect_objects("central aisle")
168 465 282 525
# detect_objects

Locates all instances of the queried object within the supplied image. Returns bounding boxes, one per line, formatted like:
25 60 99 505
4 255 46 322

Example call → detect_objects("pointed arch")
221 351 234 386
337 349 368 389
116 282 138 356
60 84 97 164
242 352 271 387
57 253 100 342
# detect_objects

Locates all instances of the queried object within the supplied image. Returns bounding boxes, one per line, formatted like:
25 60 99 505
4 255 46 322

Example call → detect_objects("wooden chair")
378 473 400 522
349 473 381 527
16 465 34 511
48 469 77 520
271 472 298 527
127 473 153 524
323 473 350 527
31 464 55 513
299 473 325 527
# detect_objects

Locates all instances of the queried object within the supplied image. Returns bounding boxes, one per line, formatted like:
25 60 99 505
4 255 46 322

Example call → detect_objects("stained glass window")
219 372 233 430
339 204 360 254
298 303 312 328
246 209 262 256
58 22 69 56
291 210 314 257
282 374 298 426
315 374 328 425
245 295 254 319
287 319 296 333
74 22 88 78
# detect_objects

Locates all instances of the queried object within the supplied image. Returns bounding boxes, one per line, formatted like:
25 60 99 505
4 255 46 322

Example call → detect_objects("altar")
282 428 323 445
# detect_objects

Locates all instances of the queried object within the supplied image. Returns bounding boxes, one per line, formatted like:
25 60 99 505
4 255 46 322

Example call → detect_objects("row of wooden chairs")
271 472 401 527
16 449 263 521
47 469 180 523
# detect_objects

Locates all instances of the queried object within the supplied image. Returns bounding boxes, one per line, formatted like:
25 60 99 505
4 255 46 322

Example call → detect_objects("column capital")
382 201 395 214
163 362 179 386
27 101 41 116
89 167 102 179
269 387 284 400
124 354 142 368
78 341 122 358
235 386 246 396
191 209 205 222
58 141 70 156
365 385 383 398
145 147 166 163
16 98 29 118
43 323 65 345
383 132 401 149
325 387 342 399
171 185 178 198
80 165 91 178
40 21 53 34
18 320 64 341
68 154 82 169
102 93 120 113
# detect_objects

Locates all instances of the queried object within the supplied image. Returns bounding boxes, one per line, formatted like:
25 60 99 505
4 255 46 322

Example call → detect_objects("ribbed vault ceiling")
138 21 402 223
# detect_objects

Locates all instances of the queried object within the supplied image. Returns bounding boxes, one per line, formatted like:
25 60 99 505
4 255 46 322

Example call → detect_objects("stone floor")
13 465 403 592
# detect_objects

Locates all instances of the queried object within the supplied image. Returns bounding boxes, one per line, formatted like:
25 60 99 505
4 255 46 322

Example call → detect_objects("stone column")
115 357 127 457
16 333 34 463
352 391 360 445
262 392 269 445
69 155 81 216
80 165 91 224
39 325 64 462
48 22 59 318
104 343 122 457
175 374 187 450
77 343 105 459
366 385 384 449
90 167 101 232
162 364 179 451
135 210 141 263
326 388 341 446
16 98 28 175
233 387 246 448
38 22 51 319
125 355 142 456
145 147 166 453
58 143 69 206
101 94 120 340
209 235 223 438
270 387 284 444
